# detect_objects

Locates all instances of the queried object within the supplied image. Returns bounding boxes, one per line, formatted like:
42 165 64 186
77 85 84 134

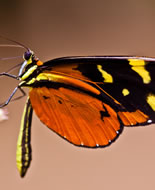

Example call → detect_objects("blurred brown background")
0 0 155 189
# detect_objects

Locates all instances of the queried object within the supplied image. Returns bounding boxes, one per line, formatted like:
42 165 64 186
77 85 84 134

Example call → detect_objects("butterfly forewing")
42 56 155 123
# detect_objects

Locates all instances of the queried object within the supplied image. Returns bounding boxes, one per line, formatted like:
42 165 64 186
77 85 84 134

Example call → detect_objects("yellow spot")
147 94 155 111
97 65 113 83
128 59 151 84
122 88 130 96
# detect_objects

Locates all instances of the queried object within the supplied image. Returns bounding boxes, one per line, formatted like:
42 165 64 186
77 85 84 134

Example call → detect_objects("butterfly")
0 38 155 177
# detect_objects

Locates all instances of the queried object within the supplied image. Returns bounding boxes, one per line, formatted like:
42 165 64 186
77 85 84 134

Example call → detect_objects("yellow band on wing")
147 94 155 111
129 59 151 84
36 72 101 95
97 65 113 83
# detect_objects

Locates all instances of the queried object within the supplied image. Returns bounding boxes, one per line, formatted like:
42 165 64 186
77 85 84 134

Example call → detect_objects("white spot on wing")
116 131 119 134
147 119 152 123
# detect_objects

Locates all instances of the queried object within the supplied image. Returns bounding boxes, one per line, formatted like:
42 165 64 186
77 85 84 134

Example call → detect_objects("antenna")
0 35 29 51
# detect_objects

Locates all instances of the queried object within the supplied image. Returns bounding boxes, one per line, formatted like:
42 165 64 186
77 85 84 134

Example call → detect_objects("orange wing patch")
45 64 92 82
29 86 122 147
118 110 149 126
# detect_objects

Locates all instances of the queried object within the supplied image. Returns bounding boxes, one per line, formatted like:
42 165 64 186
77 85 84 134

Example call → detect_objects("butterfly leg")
0 86 26 107
11 87 26 101
0 72 19 80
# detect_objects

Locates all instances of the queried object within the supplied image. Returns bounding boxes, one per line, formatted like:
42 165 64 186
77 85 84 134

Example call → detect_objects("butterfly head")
23 49 35 64
18 49 39 78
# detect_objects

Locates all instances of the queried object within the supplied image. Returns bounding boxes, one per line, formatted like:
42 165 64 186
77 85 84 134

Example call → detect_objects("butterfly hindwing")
29 84 123 147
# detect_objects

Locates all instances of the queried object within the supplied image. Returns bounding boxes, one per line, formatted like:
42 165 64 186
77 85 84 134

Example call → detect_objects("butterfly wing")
29 55 154 147
29 84 123 147
27 56 155 147
42 56 155 123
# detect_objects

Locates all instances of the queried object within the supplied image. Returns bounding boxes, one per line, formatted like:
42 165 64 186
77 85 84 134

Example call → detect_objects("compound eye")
24 50 33 60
